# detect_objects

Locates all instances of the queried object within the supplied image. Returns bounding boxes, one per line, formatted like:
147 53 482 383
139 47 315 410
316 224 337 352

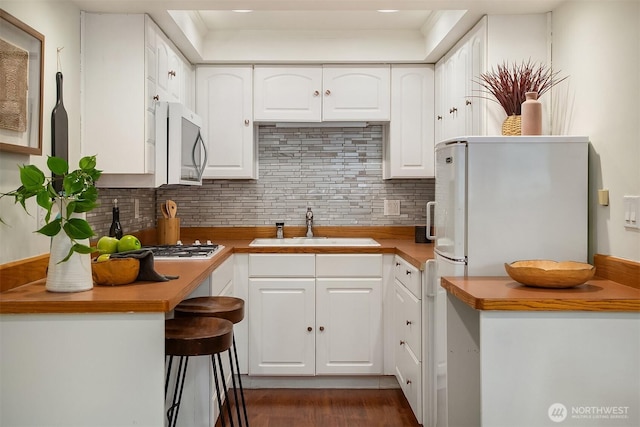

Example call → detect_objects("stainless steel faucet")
305 207 314 237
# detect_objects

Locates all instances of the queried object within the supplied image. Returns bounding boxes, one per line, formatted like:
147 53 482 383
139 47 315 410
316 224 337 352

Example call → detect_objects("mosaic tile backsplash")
89 125 435 236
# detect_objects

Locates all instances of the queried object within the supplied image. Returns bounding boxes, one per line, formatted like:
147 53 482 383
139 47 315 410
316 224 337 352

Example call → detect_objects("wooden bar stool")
175 296 249 426
165 317 234 427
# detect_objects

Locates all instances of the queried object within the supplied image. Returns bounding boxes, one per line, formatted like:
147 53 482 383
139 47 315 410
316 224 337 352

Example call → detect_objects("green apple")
117 234 141 252
96 254 111 262
97 236 119 254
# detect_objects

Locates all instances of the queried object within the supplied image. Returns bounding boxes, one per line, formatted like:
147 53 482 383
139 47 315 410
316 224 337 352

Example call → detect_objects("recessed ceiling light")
232 10 253 13
377 10 399 13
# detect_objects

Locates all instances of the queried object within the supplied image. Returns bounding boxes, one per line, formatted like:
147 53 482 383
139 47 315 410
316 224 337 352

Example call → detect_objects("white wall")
0 1 81 263
552 1 640 262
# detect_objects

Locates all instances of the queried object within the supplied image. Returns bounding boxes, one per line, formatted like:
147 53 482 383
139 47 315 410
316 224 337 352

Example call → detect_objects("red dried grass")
473 60 567 116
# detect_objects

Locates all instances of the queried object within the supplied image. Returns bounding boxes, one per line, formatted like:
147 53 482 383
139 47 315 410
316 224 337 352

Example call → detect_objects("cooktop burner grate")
143 244 222 260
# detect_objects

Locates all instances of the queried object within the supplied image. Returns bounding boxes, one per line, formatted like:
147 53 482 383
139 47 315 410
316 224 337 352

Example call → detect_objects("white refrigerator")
425 135 589 427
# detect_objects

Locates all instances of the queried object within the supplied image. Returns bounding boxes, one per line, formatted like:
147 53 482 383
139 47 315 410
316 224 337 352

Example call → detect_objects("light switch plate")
623 195 640 229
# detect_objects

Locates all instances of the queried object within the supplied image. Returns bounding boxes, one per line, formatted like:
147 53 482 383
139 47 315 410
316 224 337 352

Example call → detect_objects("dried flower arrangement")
473 60 567 116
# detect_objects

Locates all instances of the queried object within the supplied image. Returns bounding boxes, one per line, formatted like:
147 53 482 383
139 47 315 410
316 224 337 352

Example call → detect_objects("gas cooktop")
143 243 223 260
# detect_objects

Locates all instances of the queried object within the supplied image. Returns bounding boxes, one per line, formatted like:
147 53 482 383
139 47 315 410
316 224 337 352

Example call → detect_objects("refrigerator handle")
426 201 436 241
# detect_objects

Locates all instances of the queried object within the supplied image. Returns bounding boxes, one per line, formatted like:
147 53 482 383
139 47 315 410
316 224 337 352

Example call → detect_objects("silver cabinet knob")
313 90 320 96
319 326 325 332
307 327 312 332
244 119 250 126
325 89 331 96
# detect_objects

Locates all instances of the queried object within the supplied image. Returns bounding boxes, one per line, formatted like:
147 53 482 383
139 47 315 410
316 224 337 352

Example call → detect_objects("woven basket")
502 115 522 135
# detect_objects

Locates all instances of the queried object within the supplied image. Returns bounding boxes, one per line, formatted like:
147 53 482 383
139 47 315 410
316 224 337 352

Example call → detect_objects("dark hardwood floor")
216 388 421 427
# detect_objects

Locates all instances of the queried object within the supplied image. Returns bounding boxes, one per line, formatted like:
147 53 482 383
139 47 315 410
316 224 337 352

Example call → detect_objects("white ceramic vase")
45 206 93 293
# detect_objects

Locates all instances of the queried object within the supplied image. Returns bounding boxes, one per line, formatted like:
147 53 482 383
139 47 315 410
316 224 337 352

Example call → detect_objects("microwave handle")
192 131 207 181
426 201 436 241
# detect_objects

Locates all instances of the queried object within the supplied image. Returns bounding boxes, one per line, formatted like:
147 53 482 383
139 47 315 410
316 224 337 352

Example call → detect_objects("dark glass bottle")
109 199 123 239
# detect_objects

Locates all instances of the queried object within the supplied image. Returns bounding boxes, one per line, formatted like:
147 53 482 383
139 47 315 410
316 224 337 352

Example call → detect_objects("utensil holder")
157 218 180 245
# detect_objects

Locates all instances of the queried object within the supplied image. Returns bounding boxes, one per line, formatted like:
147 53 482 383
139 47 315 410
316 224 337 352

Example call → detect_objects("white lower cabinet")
249 278 316 375
393 255 424 424
316 254 383 375
248 254 382 376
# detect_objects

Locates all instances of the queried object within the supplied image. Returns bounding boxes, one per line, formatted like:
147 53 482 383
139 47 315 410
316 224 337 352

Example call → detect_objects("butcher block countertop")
0 238 434 314
441 276 640 312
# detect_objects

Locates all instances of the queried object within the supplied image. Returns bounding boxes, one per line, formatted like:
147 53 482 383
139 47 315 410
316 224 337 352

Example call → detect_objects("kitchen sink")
249 237 380 247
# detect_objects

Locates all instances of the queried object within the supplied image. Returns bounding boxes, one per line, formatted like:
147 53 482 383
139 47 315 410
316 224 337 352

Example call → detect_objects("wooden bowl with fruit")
92 257 140 286
92 235 142 286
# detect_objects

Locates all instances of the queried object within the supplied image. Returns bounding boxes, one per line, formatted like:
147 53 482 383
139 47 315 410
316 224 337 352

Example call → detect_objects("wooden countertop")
0 239 433 314
441 276 640 312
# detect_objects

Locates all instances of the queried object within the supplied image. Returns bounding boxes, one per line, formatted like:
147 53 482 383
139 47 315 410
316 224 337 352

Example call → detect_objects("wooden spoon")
160 202 169 219
166 200 177 218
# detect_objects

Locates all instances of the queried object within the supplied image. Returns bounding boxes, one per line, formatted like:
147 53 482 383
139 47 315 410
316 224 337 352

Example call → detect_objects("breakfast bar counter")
442 276 640 427
441 276 640 312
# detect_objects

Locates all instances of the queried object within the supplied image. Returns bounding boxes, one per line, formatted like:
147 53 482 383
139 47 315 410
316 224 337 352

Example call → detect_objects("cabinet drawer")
316 254 382 277
394 256 421 298
394 281 422 360
395 343 422 423
249 254 315 277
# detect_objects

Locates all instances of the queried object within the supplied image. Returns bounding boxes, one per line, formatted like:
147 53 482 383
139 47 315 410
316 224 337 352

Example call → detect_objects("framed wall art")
0 9 44 155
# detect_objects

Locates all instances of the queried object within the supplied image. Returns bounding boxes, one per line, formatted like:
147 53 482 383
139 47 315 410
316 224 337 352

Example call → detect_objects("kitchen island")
0 237 433 426
442 276 640 427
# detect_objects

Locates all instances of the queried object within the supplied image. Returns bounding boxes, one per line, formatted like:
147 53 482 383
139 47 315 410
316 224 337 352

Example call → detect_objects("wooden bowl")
504 260 595 288
92 258 140 286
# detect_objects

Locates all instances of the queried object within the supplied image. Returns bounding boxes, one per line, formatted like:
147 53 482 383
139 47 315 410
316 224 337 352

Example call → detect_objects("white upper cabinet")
384 65 435 179
321 65 390 121
435 14 549 140
196 66 256 179
82 13 193 188
253 66 322 122
253 65 390 122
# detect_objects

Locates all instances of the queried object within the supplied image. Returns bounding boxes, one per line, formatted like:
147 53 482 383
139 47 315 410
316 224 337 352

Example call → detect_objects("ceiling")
69 0 566 63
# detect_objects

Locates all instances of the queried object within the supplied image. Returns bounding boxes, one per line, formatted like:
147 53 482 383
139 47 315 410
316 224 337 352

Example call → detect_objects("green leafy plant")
0 156 102 262
473 59 567 116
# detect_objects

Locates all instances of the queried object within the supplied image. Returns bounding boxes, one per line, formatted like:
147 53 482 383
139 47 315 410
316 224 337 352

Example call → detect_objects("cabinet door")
385 65 434 178
434 58 445 143
248 278 315 375
167 47 183 103
315 278 383 374
82 13 147 175
197 66 255 179
156 36 170 103
446 45 469 139
322 65 390 121
253 66 322 122
466 21 486 136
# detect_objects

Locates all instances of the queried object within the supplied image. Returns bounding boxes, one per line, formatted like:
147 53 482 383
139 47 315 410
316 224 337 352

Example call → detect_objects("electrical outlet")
384 200 400 216
134 198 140 219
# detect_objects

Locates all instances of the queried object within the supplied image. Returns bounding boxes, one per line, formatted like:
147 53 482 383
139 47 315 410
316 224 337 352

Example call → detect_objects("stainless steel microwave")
156 102 207 186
